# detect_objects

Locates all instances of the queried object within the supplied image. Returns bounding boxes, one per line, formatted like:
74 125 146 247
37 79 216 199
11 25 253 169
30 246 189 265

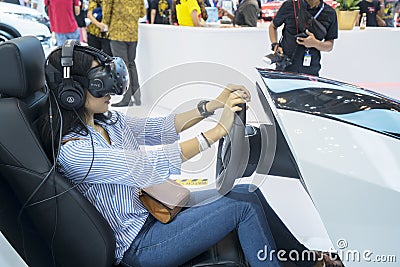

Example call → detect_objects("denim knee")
231 184 262 199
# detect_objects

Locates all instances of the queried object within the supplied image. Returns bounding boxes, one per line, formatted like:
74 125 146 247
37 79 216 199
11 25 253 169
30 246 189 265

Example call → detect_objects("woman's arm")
60 90 249 187
179 89 248 162
174 84 251 133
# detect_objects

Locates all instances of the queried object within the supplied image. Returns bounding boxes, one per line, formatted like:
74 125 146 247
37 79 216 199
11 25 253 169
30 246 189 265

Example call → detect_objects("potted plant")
335 0 361 30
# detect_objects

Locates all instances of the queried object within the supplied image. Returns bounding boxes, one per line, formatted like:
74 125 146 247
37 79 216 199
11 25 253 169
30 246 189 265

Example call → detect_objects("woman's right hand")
208 84 251 113
216 90 247 136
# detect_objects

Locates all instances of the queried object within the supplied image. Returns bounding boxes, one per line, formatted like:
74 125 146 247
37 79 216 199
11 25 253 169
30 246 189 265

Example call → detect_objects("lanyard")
292 0 325 33
314 2 325 19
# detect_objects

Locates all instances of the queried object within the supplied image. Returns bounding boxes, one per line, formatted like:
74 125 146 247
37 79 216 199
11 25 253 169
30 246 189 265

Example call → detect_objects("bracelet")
196 134 209 151
271 42 279 51
197 100 215 118
200 132 211 148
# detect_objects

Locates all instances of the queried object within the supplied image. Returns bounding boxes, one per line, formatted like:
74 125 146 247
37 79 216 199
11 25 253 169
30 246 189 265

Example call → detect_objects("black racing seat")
0 36 247 267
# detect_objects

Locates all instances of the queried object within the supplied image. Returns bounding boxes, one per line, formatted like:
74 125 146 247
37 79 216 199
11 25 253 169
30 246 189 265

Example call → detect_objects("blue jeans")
121 184 288 267
55 29 80 46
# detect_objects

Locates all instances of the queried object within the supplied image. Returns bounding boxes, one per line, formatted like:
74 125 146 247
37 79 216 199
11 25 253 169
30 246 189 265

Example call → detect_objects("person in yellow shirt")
175 0 203 26
103 0 146 106
86 0 112 56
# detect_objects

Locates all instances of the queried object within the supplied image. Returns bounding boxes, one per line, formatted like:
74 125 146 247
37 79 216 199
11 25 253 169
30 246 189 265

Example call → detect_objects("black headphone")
45 40 129 110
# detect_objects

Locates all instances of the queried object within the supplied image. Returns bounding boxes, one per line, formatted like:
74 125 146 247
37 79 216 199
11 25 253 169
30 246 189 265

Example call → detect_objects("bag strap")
314 2 324 19
61 137 85 144
285 0 300 61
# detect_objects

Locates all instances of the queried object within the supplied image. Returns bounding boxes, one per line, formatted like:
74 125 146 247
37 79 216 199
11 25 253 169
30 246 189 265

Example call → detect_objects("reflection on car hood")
0 12 51 38
0 2 42 17
0 2 50 28
258 68 400 139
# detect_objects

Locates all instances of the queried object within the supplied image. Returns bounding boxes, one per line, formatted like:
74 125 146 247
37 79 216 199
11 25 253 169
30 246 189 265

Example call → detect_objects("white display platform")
136 24 400 101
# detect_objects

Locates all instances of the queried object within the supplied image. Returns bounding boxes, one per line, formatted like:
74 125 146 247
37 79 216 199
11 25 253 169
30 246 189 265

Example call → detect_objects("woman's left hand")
207 84 251 113
217 89 248 136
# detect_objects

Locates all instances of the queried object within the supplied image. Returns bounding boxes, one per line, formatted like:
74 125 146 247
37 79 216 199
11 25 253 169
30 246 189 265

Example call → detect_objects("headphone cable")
17 90 60 263
26 109 95 207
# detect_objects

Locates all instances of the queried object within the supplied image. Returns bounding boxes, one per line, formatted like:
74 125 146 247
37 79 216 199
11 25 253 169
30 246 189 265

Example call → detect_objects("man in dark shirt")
150 0 172 24
356 0 386 26
220 0 260 27
268 0 338 76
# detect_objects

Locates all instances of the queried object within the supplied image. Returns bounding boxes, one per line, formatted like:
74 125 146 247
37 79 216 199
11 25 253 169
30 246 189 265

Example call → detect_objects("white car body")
258 70 400 266
0 2 50 45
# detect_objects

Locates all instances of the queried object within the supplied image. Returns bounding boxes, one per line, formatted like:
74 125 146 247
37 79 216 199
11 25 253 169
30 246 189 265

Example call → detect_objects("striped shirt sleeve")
58 140 182 188
123 113 180 146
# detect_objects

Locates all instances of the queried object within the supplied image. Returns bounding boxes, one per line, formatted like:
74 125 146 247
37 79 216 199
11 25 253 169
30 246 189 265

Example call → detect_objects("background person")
74 0 89 43
174 0 204 26
381 0 395 27
356 0 386 26
219 0 260 27
44 0 81 46
103 0 145 106
395 0 400 26
150 0 172 24
268 0 338 76
171 0 208 24
86 0 113 55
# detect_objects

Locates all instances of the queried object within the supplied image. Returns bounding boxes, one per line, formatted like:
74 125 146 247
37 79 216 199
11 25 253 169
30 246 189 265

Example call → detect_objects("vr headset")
45 40 129 110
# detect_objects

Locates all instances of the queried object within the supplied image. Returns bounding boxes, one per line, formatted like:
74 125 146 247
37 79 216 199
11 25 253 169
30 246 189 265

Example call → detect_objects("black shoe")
111 100 133 107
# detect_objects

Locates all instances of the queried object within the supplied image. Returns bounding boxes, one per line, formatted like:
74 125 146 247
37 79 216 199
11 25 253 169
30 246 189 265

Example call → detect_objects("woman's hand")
216 90 248 136
98 22 109 32
178 86 249 161
207 84 251 113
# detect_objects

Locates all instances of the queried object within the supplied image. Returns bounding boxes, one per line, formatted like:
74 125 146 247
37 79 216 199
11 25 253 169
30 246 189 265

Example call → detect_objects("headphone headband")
61 40 78 68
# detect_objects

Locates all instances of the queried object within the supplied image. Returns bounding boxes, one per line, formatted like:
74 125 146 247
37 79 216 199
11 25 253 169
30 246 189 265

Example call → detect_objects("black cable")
17 90 58 263
27 109 95 207
49 91 59 267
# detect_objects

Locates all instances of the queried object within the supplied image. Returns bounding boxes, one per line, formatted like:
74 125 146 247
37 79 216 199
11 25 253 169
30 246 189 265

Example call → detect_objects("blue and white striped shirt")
57 111 182 263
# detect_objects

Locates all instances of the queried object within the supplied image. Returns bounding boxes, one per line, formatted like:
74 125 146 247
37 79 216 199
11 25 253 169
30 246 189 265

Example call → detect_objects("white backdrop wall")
136 24 400 101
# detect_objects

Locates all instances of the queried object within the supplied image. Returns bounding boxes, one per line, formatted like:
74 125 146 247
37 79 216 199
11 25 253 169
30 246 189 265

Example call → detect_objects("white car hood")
258 69 400 267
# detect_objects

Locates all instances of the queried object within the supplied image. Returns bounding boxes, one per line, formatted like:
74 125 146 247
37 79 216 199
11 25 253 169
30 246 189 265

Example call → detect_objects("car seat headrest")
0 36 46 98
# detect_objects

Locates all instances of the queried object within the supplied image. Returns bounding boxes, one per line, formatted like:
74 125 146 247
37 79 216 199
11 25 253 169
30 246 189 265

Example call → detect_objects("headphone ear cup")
57 79 85 110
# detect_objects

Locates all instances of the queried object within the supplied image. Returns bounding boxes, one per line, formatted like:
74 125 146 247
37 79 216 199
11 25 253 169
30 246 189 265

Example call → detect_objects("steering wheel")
216 103 250 195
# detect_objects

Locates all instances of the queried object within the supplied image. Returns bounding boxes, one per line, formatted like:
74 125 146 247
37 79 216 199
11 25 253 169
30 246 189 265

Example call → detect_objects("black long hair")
38 49 117 161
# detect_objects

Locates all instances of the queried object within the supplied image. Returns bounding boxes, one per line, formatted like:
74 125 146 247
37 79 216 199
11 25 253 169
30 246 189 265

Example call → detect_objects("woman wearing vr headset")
40 42 343 267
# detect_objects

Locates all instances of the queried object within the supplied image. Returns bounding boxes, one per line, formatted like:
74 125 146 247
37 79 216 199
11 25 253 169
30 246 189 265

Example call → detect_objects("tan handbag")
139 179 190 224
